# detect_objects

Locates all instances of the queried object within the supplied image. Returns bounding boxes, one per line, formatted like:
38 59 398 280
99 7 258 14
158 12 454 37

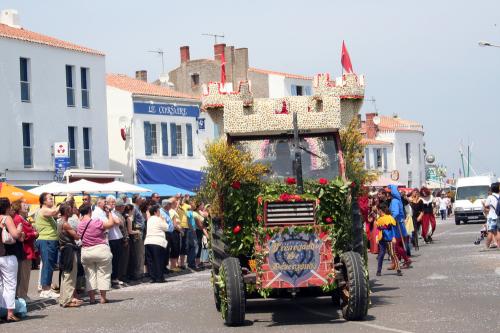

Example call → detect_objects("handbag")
1 216 16 245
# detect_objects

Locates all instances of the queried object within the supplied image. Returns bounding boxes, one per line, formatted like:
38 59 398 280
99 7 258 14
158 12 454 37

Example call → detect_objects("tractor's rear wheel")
220 257 246 326
338 251 369 321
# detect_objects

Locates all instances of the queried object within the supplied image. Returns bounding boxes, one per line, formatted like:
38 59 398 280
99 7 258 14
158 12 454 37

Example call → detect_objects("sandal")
62 302 81 308
6 314 21 322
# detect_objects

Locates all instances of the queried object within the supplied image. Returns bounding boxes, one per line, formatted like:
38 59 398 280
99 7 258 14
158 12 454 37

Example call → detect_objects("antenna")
202 33 225 44
148 49 165 74
366 96 378 113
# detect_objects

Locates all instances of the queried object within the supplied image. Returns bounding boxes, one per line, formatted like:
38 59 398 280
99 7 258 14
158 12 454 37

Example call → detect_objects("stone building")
168 44 313 99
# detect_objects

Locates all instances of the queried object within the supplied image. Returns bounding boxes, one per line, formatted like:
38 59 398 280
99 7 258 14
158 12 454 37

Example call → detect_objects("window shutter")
383 148 388 171
161 122 168 156
305 86 312 96
144 121 152 156
170 123 177 156
365 148 370 169
291 84 297 96
186 123 193 157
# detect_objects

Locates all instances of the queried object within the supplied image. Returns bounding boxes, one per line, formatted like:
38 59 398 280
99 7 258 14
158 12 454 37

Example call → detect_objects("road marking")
357 322 415 333
295 303 415 333
426 273 448 280
495 267 500 276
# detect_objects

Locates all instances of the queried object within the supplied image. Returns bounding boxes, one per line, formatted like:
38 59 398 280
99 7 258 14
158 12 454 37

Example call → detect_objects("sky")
3 0 500 178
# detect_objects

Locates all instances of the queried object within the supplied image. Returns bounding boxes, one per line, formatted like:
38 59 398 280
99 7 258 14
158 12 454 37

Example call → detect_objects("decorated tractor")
200 72 369 326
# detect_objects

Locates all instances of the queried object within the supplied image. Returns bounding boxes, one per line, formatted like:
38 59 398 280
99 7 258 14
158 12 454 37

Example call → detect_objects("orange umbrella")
0 182 39 205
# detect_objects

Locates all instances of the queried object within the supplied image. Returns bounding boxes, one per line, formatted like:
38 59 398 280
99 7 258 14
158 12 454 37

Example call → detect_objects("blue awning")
138 184 194 197
136 159 203 192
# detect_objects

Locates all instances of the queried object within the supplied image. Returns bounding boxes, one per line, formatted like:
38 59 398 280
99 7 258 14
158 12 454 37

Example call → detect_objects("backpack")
493 194 500 217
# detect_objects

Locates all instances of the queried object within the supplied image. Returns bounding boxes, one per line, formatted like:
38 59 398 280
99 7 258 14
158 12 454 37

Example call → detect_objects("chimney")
365 113 378 140
180 46 190 64
0 9 21 28
214 43 226 61
135 70 147 82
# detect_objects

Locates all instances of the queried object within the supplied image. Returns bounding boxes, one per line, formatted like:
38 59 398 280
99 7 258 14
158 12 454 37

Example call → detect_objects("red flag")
220 51 226 87
341 40 354 74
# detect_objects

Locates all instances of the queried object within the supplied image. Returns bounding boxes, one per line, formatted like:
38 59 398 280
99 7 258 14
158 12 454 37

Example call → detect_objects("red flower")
233 225 242 234
350 181 356 188
257 215 263 223
285 177 296 185
319 178 328 185
211 181 217 189
292 194 302 201
316 198 321 205
231 181 241 190
257 196 263 206
324 217 333 224
279 193 292 201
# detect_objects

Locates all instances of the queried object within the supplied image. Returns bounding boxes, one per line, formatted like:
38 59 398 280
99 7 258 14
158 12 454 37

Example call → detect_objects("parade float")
199 62 369 325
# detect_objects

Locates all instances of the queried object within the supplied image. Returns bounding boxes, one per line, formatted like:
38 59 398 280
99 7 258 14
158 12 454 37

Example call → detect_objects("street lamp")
478 40 500 48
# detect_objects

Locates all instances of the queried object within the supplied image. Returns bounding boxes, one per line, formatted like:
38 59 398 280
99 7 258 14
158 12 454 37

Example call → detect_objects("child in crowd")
376 202 402 277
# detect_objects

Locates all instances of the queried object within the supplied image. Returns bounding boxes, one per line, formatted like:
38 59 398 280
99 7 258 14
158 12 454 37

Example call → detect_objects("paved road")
7 217 500 333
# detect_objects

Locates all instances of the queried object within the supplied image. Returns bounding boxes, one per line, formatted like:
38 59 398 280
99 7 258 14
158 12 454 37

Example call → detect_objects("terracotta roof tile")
248 67 312 80
0 23 104 56
361 138 392 145
106 74 200 100
377 116 423 132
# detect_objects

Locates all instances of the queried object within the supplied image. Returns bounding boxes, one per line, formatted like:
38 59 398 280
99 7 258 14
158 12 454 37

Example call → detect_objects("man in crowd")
114 198 130 284
484 182 500 249
151 193 161 205
160 199 175 273
107 195 125 286
169 198 182 272
129 194 145 280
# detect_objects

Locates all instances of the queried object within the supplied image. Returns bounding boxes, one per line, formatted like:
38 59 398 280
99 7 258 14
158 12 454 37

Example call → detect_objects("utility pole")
148 49 165 74
202 33 225 44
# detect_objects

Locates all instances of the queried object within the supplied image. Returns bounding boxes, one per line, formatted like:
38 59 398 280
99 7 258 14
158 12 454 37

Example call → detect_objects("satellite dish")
426 154 436 164
373 116 381 125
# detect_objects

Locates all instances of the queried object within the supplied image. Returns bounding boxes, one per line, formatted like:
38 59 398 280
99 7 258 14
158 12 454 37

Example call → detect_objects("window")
375 148 383 168
364 148 370 169
405 143 411 164
408 171 413 188
150 123 158 155
176 125 183 155
291 85 304 96
20 58 30 102
81 67 90 108
191 73 199 86
83 127 92 168
22 123 33 168
68 126 77 167
66 65 75 107
186 123 193 157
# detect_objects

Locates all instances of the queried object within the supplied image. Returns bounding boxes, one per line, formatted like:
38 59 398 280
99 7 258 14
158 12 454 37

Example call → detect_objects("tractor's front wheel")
212 269 221 312
338 251 369 321
220 257 246 326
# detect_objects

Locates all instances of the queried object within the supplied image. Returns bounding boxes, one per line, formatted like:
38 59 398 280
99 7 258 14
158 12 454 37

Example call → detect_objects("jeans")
440 209 447 220
109 239 124 280
35 239 59 287
186 229 198 268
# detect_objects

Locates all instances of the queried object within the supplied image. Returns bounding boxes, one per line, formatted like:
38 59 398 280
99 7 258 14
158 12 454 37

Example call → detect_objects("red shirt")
13 214 38 260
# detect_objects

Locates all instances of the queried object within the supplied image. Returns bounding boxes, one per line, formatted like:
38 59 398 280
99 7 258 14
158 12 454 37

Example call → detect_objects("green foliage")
340 117 377 194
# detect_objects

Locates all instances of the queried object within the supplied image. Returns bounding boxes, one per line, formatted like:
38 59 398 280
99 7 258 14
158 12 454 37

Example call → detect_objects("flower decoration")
257 196 263 206
231 181 241 190
211 181 217 189
233 225 242 234
319 178 328 185
324 217 333 224
285 177 296 185
257 215 263 223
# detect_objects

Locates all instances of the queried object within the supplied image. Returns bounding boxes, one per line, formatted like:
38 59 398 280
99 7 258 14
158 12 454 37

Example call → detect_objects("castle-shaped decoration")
201 72 365 137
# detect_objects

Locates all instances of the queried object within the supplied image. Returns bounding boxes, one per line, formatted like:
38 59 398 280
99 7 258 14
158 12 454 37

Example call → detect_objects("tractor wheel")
220 257 246 326
212 269 221 312
338 251 369 321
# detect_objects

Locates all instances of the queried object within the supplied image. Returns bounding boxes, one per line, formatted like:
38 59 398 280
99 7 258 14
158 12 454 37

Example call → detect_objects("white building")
106 73 214 184
361 113 425 188
0 10 109 186
247 67 313 98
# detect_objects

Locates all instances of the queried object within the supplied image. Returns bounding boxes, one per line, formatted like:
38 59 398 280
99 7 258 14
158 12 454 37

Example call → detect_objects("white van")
454 176 495 225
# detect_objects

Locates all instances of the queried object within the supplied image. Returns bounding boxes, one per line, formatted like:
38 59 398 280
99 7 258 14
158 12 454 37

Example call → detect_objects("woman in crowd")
0 198 24 322
168 198 182 272
11 199 38 301
77 204 115 304
409 189 422 250
58 204 82 308
144 204 168 283
35 192 60 299
124 203 141 281
193 201 209 269
419 187 436 244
